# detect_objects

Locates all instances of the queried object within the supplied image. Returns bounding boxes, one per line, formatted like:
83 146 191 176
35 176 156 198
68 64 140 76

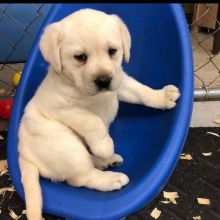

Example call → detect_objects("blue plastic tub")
7 4 193 220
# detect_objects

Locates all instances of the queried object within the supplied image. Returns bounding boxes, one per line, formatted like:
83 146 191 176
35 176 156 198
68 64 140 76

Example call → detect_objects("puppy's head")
39 8 131 96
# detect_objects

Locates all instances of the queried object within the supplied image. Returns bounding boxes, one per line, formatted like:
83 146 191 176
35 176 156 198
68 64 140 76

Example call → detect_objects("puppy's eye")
108 48 117 56
74 53 87 63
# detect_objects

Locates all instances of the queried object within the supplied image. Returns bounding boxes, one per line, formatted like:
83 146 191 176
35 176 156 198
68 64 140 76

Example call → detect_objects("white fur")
18 9 180 220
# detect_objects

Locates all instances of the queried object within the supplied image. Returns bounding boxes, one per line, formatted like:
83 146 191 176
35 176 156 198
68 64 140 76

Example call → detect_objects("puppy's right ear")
39 22 63 74
112 15 131 63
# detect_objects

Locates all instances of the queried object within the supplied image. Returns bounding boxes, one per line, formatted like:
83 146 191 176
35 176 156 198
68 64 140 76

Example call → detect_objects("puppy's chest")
86 92 118 125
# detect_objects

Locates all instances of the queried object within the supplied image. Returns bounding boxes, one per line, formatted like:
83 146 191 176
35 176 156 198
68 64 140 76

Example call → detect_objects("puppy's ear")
112 15 131 63
39 22 63 74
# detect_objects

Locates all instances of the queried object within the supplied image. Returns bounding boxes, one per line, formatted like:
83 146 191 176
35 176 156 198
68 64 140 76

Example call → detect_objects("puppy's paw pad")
109 154 123 168
111 161 122 166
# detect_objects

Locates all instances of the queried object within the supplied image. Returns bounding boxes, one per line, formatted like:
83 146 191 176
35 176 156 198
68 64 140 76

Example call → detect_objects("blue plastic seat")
7 4 193 220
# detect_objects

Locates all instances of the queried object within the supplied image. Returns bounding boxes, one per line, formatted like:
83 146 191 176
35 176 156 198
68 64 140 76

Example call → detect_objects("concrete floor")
191 101 220 127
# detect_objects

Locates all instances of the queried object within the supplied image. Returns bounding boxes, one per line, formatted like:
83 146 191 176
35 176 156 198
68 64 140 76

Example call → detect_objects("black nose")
94 75 112 90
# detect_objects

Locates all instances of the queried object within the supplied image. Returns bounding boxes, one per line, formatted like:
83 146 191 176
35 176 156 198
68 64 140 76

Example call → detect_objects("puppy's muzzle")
94 75 112 90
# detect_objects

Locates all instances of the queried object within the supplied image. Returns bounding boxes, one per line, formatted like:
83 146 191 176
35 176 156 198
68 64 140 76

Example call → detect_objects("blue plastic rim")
7 4 193 220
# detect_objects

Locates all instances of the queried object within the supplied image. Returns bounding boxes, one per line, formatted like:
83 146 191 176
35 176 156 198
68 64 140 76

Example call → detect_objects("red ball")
0 99 13 120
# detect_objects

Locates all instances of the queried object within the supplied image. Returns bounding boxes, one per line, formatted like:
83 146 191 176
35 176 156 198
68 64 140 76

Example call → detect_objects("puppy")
18 8 180 220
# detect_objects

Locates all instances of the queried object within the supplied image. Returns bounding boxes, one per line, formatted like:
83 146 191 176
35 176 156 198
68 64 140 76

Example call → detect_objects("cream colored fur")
18 9 180 220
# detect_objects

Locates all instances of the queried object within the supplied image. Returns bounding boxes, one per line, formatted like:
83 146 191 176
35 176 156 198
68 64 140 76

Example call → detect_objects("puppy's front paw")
161 85 180 109
91 135 114 159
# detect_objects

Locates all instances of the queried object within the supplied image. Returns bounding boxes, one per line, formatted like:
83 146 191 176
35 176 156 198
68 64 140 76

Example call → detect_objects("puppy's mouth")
86 86 113 97
85 86 111 97
96 87 112 92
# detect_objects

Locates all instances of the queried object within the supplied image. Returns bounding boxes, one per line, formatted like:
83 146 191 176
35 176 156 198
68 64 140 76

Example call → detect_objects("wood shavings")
180 153 193 160
150 207 161 219
8 207 22 220
160 200 171 204
22 210 27 215
197 198 210 205
206 132 220 137
0 160 8 176
0 186 15 195
0 135 4 140
0 160 7 172
213 119 220 125
0 169 8 176
163 191 179 204
193 216 201 220
202 152 212 156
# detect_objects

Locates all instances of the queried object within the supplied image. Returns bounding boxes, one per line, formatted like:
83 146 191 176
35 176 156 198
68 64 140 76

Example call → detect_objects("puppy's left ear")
112 15 131 63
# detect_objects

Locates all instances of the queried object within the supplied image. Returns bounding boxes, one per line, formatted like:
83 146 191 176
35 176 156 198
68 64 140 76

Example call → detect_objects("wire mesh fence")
184 3 220 100
0 4 220 101
0 3 51 98
0 4 52 130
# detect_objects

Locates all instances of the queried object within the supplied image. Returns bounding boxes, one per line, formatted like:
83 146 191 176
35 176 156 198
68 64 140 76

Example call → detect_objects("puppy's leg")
19 156 42 220
92 154 123 170
118 72 180 110
55 130 128 191
67 168 129 191
56 108 114 158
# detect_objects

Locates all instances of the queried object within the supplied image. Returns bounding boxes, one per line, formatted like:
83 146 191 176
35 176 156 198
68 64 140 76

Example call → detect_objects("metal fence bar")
194 87 220 101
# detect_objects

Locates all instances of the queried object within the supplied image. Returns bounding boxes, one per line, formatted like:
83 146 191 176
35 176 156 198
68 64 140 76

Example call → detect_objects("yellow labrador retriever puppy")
18 8 180 220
